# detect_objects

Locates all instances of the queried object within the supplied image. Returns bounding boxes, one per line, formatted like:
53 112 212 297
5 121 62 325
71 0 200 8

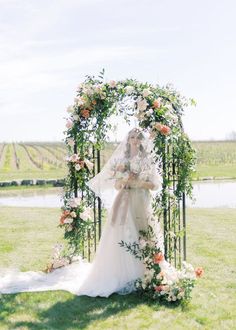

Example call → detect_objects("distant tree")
226 131 236 140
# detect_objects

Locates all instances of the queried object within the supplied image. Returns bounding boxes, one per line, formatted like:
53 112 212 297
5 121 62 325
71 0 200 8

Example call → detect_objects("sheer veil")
86 127 163 209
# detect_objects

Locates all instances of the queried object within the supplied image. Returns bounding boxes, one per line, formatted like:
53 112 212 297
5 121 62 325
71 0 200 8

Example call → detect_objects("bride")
0 127 174 297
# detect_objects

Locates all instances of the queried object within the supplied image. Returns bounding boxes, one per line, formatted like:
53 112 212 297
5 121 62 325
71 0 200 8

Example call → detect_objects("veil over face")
87 127 162 209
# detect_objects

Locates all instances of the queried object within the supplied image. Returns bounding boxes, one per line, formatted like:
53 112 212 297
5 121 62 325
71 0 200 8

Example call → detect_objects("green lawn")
0 207 236 329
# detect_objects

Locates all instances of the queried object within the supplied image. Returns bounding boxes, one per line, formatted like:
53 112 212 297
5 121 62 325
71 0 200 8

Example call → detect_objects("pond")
0 181 235 208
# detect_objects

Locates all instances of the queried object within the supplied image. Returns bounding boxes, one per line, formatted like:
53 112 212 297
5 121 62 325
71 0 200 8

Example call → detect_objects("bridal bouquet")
119 226 203 305
110 156 152 184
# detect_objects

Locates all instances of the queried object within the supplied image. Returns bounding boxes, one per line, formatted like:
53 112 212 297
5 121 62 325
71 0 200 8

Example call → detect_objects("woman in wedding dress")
0 128 172 297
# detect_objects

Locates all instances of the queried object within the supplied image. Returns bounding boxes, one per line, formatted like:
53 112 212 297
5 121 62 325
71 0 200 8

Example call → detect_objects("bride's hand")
136 180 155 189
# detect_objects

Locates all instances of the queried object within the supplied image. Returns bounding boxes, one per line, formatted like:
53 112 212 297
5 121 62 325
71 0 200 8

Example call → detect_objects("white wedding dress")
0 131 178 297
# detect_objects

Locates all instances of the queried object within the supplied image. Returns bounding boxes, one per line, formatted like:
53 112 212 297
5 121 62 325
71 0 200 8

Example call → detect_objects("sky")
0 0 235 142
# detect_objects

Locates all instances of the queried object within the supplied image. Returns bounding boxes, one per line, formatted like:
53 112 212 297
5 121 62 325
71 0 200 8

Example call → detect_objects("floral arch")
60 70 195 268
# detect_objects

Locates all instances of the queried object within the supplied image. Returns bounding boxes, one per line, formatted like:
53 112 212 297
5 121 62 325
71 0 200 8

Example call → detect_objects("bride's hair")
124 128 147 159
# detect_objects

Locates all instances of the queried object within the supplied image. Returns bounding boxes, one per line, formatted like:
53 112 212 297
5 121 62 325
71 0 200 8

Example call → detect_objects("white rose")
83 85 94 96
72 114 79 121
66 105 74 113
125 86 134 95
67 225 73 232
74 96 85 106
70 211 77 218
80 208 92 221
142 88 151 98
94 84 103 93
137 98 148 112
75 164 81 171
77 83 83 91
139 239 147 249
69 197 81 208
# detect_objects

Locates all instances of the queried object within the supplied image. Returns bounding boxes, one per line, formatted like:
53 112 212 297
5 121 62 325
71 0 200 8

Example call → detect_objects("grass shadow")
0 290 167 329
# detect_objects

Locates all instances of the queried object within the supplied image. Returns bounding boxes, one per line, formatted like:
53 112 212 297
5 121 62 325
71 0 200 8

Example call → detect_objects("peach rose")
81 109 90 118
160 125 171 136
154 122 163 131
153 98 161 109
92 100 97 105
153 252 164 264
195 267 204 278
60 210 71 224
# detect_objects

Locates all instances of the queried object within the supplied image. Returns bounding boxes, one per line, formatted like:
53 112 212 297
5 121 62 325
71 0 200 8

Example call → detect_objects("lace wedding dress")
0 129 177 297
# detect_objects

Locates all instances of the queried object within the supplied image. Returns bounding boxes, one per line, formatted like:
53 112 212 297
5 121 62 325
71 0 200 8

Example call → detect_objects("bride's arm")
133 179 155 190
114 178 129 190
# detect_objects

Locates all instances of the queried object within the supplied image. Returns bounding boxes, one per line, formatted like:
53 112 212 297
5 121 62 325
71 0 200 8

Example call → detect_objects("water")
0 181 235 208
186 180 236 208
0 188 63 208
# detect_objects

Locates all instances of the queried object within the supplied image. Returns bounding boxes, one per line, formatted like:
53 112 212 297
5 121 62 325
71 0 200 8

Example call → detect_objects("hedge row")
0 179 65 187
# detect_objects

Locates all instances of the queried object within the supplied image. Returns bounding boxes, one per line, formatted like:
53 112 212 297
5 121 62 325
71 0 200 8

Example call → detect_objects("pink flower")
67 138 75 147
109 80 117 88
155 285 164 292
70 154 79 162
63 217 73 224
66 119 73 129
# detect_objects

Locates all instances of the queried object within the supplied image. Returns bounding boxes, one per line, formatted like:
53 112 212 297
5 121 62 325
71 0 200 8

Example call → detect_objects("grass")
0 185 62 197
193 141 236 179
0 207 236 329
